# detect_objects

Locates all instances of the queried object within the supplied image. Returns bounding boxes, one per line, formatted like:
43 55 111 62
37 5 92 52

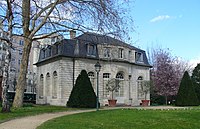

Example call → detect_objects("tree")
0 0 13 112
191 63 200 104
106 78 120 100
176 71 199 106
150 48 191 105
0 0 132 108
139 80 151 100
67 70 97 108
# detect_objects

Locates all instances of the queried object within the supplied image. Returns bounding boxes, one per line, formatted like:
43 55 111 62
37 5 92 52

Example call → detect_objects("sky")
129 0 200 66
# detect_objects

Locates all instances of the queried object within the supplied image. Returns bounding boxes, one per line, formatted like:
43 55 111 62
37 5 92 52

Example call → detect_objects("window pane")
87 44 96 56
88 72 94 78
103 73 110 78
104 48 110 58
118 48 123 58
116 72 124 79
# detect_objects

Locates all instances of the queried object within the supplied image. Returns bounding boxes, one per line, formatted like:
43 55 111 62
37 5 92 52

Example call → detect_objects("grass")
38 108 200 129
0 104 76 123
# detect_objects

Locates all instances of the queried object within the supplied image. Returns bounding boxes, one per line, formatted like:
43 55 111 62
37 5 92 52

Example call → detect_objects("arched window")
46 73 50 96
138 76 143 80
88 72 94 78
137 76 144 99
116 72 124 80
39 74 44 98
115 72 124 97
88 71 95 90
52 71 58 99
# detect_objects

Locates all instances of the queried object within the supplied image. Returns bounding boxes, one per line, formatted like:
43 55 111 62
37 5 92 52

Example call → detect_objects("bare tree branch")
29 0 59 38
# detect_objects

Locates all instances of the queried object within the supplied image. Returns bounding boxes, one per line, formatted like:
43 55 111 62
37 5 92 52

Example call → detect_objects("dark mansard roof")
35 32 151 67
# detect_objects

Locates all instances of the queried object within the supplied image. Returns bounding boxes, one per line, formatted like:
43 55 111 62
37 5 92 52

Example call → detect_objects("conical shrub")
176 71 199 106
67 70 97 108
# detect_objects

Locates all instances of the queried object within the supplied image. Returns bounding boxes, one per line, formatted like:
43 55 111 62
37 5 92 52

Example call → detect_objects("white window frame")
104 47 110 58
118 48 123 59
135 52 143 62
103 73 110 78
87 44 96 56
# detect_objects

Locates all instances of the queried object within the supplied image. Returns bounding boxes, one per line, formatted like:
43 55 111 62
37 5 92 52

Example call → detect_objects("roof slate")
36 33 151 67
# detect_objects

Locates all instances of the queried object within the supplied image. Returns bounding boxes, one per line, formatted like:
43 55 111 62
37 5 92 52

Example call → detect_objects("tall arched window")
39 74 44 98
116 72 124 80
88 71 95 90
52 71 58 99
115 72 124 97
137 76 144 99
46 73 50 96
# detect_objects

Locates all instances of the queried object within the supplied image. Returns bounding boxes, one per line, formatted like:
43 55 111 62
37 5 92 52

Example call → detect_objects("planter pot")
108 99 117 107
141 100 150 106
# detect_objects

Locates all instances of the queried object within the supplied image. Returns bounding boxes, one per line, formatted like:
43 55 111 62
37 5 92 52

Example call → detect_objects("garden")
37 108 200 129
0 105 75 123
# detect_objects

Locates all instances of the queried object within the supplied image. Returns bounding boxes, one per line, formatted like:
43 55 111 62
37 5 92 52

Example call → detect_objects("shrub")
176 71 199 106
67 70 97 108
191 63 200 104
150 95 166 105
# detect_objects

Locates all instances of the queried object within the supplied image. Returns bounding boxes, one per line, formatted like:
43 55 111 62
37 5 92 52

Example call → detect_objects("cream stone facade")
35 33 151 106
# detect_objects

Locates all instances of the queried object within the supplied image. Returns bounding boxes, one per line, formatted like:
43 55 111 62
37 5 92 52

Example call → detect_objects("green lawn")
0 105 75 123
38 108 200 129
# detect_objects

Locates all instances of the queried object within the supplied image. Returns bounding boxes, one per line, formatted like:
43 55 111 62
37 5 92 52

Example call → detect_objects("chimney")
70 30 76 39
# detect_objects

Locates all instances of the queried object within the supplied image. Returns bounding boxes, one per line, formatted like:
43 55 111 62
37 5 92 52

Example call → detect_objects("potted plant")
106 78 120 107
139 80 151 106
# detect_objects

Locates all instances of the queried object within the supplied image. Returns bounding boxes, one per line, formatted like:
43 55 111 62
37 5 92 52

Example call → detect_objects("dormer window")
128 50 131 60
52 44 59 55
104 47 110 58
19 40 24 46
118 48 123 59
41 49 45 59
47 46 51 57
87 44 96 56
135 52 143 62
51 37 57 43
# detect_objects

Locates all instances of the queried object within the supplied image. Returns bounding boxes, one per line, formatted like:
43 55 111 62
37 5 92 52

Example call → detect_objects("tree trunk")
12 38 32 108
12 0 31 108
165 95 168 105
1 48 11 113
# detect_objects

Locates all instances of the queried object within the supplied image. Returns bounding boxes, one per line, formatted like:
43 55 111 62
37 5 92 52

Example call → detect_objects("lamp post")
94 61 101 111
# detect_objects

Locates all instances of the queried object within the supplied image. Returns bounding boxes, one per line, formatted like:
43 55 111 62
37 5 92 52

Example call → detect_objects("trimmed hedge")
67 70 97 108
176 71 199 106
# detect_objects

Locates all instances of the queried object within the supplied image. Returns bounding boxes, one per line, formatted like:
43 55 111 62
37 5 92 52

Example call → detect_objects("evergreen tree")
191 63 200 104
67 70 97 108
176 71 199 106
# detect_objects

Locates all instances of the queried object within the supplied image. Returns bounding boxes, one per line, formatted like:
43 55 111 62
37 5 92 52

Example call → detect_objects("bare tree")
0 0 132 108
0 0 13 112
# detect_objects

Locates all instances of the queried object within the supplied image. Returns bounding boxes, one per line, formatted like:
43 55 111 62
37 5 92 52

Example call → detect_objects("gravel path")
0 109 95 129
0 106 187 129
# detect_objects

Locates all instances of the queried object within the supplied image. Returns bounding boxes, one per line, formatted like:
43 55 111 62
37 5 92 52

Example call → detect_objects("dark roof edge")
35 55 152 68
